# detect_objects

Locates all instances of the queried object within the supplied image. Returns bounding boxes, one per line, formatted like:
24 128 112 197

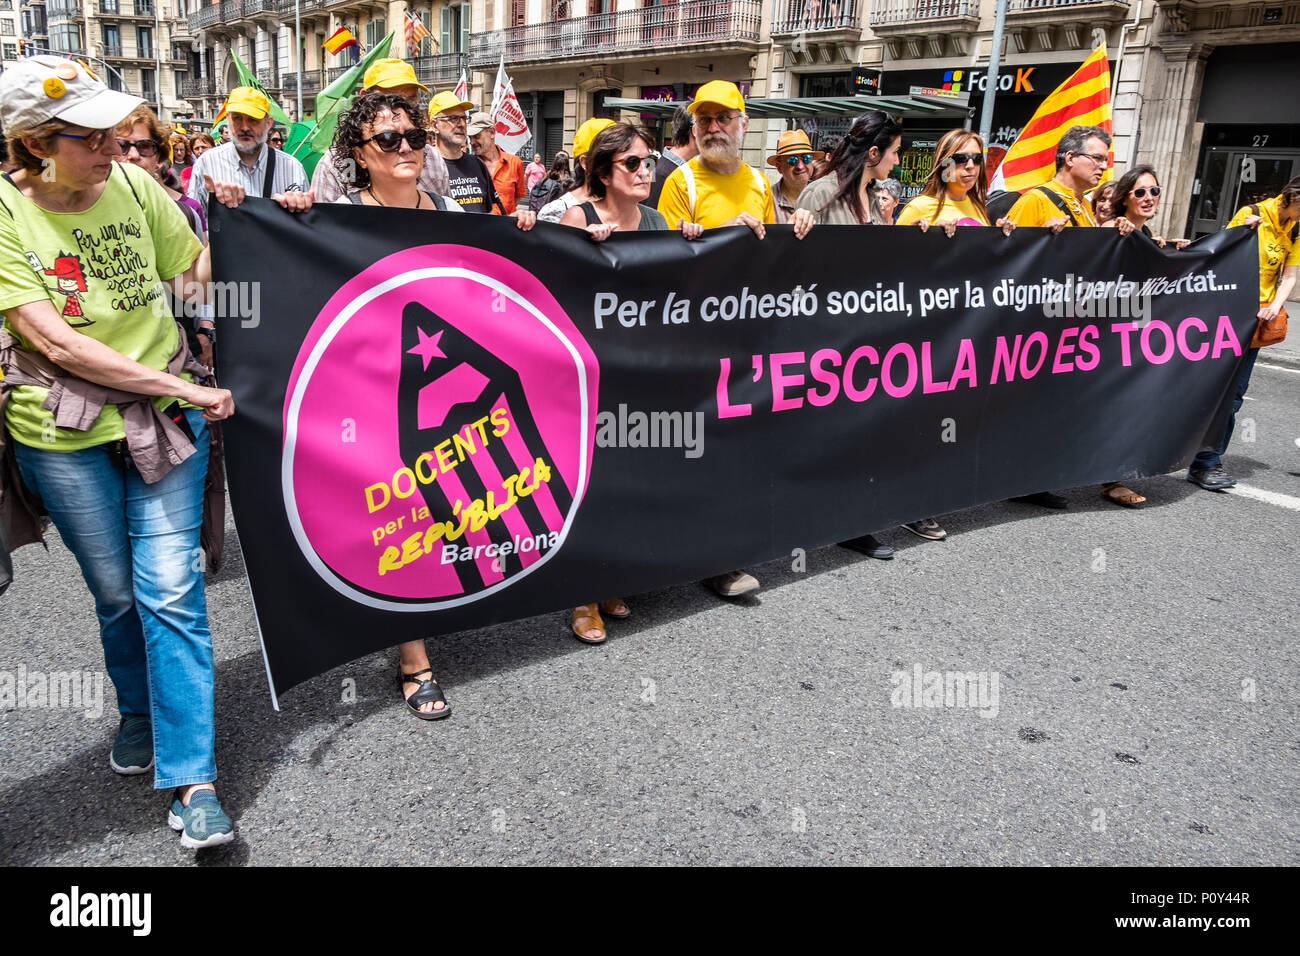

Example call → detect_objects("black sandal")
397 667 451 720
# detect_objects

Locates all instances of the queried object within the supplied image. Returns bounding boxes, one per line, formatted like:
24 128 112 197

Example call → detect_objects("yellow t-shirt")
0 162 202 450
1006 179 1098 228
1228 196 1300 304
896 193 990 227
657 157 775 229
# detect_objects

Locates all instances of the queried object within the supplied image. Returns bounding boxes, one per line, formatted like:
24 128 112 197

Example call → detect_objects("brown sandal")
1101 482 1146 508
599 598 630 619
571 603 606 644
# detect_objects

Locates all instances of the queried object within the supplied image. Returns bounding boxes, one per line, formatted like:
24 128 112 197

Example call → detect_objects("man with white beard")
657 80 774 599
187 87 308 209
657 81 774 239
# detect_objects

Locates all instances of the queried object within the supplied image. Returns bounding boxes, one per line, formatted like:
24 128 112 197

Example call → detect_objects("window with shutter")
420 9 433 56
440 6 451 52
512 0 524 25
459 2 469 57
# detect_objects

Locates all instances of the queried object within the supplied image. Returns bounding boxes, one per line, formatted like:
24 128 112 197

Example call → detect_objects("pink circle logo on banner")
283 245 598 610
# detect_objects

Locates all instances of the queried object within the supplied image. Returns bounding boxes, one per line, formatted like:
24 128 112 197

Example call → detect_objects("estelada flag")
989 43 1113 194
323 27 359 55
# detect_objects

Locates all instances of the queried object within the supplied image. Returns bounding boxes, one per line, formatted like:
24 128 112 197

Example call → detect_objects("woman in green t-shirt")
0 56 267 849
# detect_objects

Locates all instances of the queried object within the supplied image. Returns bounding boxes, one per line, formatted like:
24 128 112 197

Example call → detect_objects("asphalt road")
1 357 1296 867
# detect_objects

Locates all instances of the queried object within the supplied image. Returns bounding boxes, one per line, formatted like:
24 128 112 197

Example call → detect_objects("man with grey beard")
657 80 774 240
187 87 308 211
657 80 775 598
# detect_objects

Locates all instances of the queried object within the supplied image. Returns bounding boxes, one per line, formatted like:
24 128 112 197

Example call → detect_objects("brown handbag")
1248 203 1294 347
1251 304 1288 348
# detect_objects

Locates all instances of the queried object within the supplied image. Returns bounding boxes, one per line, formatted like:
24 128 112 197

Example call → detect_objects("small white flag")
453 70 468 102
489 55 531 155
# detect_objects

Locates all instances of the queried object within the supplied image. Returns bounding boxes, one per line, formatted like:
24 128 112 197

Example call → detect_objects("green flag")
229 48 294 128
283 121 321 179
302 32 397 158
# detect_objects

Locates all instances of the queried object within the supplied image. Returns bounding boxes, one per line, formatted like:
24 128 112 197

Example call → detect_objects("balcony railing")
256 66 280 89
102 42 123 56
275 0 328 14
412 52 466 86
45 0 77 18
280 70 321 93
325 64 350 82
182 76 215 96
1012 0 1123 7
771 0 861 34
869 0 976 25
238 0 277 17
188 3 219 30
468 0 762 68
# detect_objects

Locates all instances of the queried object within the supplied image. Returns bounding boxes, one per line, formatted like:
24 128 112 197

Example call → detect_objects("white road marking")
1225 482 1300 511
1257 362 1300 374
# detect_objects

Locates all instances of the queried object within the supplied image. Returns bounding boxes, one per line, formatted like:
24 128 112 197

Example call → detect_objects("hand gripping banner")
210 202 1258 702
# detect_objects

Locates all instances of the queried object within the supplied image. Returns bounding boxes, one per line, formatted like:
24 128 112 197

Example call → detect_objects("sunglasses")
948 152 983 167
1131 185 1161 199
269 136 285 145
116 138 159 156
56 128 113 151
360 128 428 152
784 154 813 167
618 154 653 173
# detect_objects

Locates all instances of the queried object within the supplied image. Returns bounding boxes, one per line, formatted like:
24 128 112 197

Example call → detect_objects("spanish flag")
989 43 1113 194
323 27 359 55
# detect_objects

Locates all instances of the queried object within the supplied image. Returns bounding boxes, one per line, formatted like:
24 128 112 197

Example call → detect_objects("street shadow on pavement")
0 454 1278 865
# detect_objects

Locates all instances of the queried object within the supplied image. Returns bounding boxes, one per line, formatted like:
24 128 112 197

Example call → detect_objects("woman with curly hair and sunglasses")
330 92 459 212
326 93 534 719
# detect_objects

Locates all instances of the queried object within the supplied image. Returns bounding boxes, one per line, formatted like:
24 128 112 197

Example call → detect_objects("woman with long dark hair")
791 110 902 227
1105 164 1188 248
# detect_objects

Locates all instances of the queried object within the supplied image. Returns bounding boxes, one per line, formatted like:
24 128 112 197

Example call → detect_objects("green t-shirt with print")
0 161 203 451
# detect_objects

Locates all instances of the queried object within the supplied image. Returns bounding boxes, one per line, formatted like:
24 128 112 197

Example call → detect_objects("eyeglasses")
1074 151 1109 166
948 152 983 167
618 154 653 173
784 154 813 167
56 128 113 151
360 128 429 152
269 136 285 145
436 113 468 125
116 138 159 157
1131 185 1162 199
694 112 739 129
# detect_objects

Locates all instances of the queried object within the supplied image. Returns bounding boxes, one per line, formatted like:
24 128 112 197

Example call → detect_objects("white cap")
0 55 144 133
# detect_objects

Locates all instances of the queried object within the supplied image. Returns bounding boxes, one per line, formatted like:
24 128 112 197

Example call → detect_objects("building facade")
181 1 469 123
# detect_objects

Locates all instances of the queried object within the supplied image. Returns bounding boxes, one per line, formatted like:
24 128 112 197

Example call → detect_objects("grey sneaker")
168 789 235 849
109 715 153 775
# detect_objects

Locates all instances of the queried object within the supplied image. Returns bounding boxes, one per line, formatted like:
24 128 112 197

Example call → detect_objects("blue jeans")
14 407 216 789
1193 347 1260 472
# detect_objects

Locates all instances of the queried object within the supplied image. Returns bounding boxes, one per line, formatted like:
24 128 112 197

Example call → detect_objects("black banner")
211 203 1258 700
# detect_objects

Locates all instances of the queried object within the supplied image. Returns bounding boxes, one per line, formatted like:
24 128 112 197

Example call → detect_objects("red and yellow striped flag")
990 43 1113 194
323 27 359 55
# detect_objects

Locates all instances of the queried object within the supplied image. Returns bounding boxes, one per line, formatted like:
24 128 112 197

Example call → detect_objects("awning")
602 93 973 124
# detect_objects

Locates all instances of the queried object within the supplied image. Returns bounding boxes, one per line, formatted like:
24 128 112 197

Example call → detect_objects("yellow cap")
363 58 428 93
226 86 271 120
428 90 475 118
688 80 745 115
572 118 615 158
